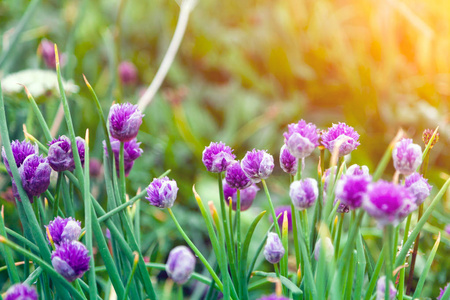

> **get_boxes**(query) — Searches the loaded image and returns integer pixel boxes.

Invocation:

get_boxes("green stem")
[119,142,126,203]
[236,189,242,298]
[334,214,344,258]
[261,179,281,237]
[385,226,393,300]
[123,253,139,300]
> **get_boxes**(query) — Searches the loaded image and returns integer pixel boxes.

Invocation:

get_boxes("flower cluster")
[47,135,85,172]
[264,232,285,264]
[51,240,90,282]
[202,142,235,173]
[46,216,82,246]
[166,245,196,284]
[223,180,259,211]
[146,176,179,208]
[4,283,38,300]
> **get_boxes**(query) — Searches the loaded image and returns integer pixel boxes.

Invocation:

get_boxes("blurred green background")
[1,0,449,297]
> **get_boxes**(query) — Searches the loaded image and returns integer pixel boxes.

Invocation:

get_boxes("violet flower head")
[46,216,82,246]
[257,295,290,300]
[346,164,370,176]
[38,39,66,69]
[108,103,144,142]
[19,154,51,198]
[363,180,416,227]
[314,237,334,261]
[51,241,90,282]
[290,178,318,210]
[118,61,138,85]
[279,144,298,175]
[241,149,274,183]
[202,142,236,173]
[321,123,360,156]
[405,172,432,205]
[105,137,143,177]
[264,232,285,264]
[146,176,178,208]
[283,120,319,158]
[4,283,38,300]
[2,140,38,176]
[392,138,422,176]
[225,161,252,189]
[270,206,292,231]
[376,276,397,300]
[223,180,259,211]
[166,245,196,284]
[438,283,449,300]
[48,136,74,172]
[335,174,371,210]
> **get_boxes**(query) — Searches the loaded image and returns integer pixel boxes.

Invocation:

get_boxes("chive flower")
[202,142,236,173]
[321,123,360,156]
[51,241,90,282]
[241,149,274,183]
[279,144,298,175]
[405,172,432,205]
[46,216,82,246]
[4,283,38,300]
[283,120,319,158]
[225,161,252,189]
[376,276,397,300]
[108,103,144,142]
[290,178,318,210]
[104,137,143,177]
[363,180,416,226]
[47,136,85,172]
[314,237,334,262]
[223,180,259,211]
[19,154,51,199]
[270,206,292,231]
[118,61,138,85]
[166,246,196,284]
[2,140,38,176]
[146,176,179,208]
[392,138,422,176]
[264,232,285,264]
[335,173,371,210]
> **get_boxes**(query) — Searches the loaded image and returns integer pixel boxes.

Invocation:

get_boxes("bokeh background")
[1,0,449,297]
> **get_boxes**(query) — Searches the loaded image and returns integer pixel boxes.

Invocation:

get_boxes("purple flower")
[264,232,285,264]
[47,136,73,172]
[223,180,259,211]
[146,176,178,208]
[346,164,369,176]
[257,295,290,300]
[104,137,143,177]
[225,161,252,189]
[290,178,318,210]
[363,181,416,227]
[38,39,66,69]
[270,206,292,231]
[392,138,422,176]
[321,123,360,156]
[166,246,196,284]
[51,241,90,282]
[2,140,38,176]
[202,142,236,173]
[118,61,138,85]
[46,216,82,246]
[19,154,51,198]
[75,137,86,167]
[335,174,371,210]
[108,103,144,142]
[4,283,38,300]
[405,172,432,205]
[241,149,274,183]
[314,237,334,261]
[438,283,449,300]
[279,145,298,175]
[283,120,319,158]
[376,276,397,300]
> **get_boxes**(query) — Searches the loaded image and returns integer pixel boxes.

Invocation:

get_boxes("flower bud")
[314,237,334,261]
[279,144,298,175]
[392,138,422,176]
[166,245,195,284]
[283,120,319,158]
[46,216,82,246]
[47,136,74,172]
[118,61,138,85]
[19,154,51,198]
[225,161,252,189]
[145,176,179,208]
[223,180,259,211]
[321,123,360,156]
[108,103,144,142]
[51,241,90,282]
[38,39,66,69]
[404,172,432,205]
[202,142,235,173]
[290,178,318,210]
[241,149,274,183]
[2,140,38,176]
[264,232,285,264]
[4,283,38,300]
[376,276,397,300]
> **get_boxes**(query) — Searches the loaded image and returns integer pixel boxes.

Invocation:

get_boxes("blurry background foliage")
[0,0,449,296]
